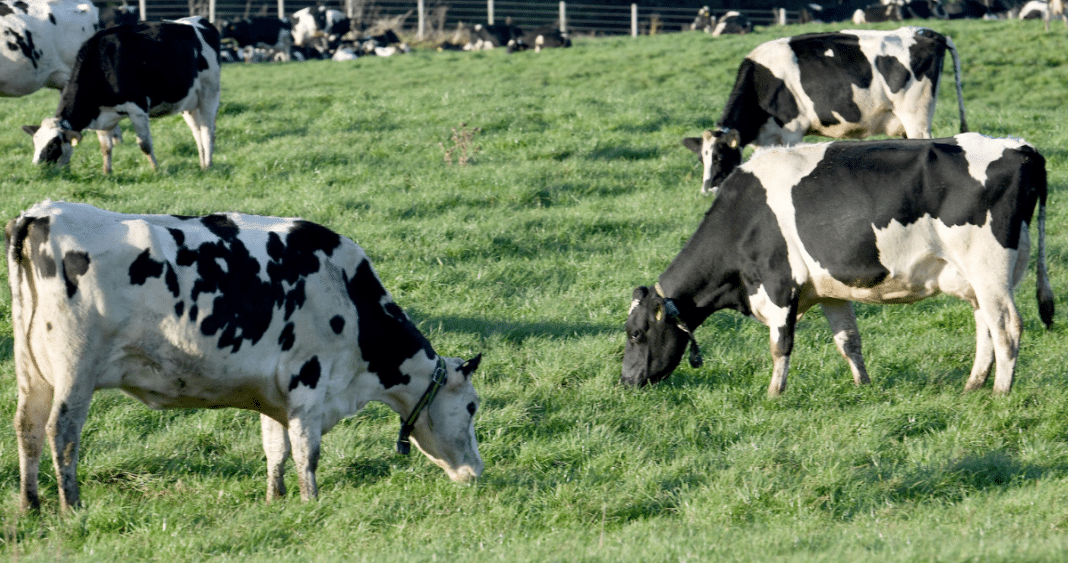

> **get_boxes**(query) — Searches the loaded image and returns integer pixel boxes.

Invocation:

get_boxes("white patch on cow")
[824,48,835,57]
[747,284,792,328]
[0,0,99,96]
[744,142,830,287]
[954,132,1029,186]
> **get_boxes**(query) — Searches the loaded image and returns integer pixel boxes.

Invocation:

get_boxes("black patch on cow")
[791,33,872,127]
[345,259,434,389]
[329,315,345,335]
[875,55,911,94]
[37,135,64,164]
[14,216,56,278]
[719,59,800,146]
[129,248,164,285]
[790,138,1043,288]
[189,304,198,322]
[908,29,946,88]
[174,301,185,318]
[13,1,28,14]
[47,13,55,25]
[55,21,221,131]
[289,356,321,391]
[5,28,38,68]
[278,322,295,351]
[62,251,91,298]
[0,3,12,17]
[201,214,239,240]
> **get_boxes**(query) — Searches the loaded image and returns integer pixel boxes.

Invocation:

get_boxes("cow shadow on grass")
[413,313,617,345]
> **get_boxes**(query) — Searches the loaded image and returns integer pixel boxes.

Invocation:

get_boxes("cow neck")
[395,355,447,456]
[717,59,774,148]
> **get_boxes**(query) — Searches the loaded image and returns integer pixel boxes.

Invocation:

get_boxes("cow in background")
[23,17,221,172]
[684,27,968,195]
[712,11,752,35]
[219,16,292,60]
[0,0,98,97]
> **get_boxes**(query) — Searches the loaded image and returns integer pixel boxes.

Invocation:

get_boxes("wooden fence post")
[487,0,494,25]
[138,0,146,20]
[277,0,283,18]
[418,0,425,39]
[209,0,216,23]
[631,3,638,36]
[559,1,567,33]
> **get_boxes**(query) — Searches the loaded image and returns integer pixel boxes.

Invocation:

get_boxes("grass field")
[0,18,1067,562]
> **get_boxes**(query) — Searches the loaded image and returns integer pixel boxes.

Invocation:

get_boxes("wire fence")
[130,0,797,36]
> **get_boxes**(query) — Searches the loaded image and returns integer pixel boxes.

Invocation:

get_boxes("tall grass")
[0,19,1066,561]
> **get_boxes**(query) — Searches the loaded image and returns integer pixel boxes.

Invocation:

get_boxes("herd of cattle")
[0,0,1059,513]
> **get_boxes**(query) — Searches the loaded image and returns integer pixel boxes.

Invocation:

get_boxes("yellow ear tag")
[655,304,664,322]
[729,137,738,149]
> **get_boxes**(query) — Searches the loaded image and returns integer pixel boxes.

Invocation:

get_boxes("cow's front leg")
[15,383,52,512]
[260,414,290,501]
[286,414,322,501]
[821,301,870,385]
[127,110,159,171]
[768,321,795,397]
[964,308,994,392]
[94,129,115,174]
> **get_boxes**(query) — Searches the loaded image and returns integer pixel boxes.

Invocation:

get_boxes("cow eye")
[467,402,477,416]
[631,329,643,341]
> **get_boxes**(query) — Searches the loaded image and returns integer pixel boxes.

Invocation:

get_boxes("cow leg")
[95,130,115,174]
[286,414,322,501]
[821,301,870,385]
[127,110,159,171]
[767,320,797,397]
[261,414,290,501]
[15,383,52,512]
[181,108,215,170]
[964,309,995,392]
[47,383,94,513]
[976,293,1022,395]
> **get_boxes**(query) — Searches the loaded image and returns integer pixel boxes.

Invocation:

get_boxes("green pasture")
[1,18,1067,561]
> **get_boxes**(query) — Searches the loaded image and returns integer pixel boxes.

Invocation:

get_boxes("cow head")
[408,355,484,482]
[682,128,742,196]
[23,118,81,167]
[622,286,702,386]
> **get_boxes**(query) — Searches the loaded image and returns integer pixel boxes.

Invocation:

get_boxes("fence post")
[209,0,215,23]
[631,3,637,36]
[776,8,786,25]
[277,0,284,18]
[138,0,145,20]
[418,0,425,39]
[559,1,566,33]
[487,0,494,25]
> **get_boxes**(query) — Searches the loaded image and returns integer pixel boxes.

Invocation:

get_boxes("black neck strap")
[396,356,448,455]
[655,283,704,369]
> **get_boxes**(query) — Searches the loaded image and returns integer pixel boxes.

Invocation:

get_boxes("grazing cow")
[0,0,98,97]
[22,17,221,173]
[291,5,345,46]
[900,0,945,19]
[683,27,967,195]
[1020,0,1048,18]
[464,22,523,50]
[712,11,753,36]
[6,200,484,513]
[624,134,1053,397]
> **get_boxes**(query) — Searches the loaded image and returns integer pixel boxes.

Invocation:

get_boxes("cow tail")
[946,36,968,133]
[1036,186,1055,329]
[5,214,41,375]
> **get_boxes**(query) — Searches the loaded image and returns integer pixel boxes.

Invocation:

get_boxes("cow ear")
[632,286,650,301]
[682,137,702,154]
[725,129,741,149]
[22,125,38,136]
[459,354,482,378]
[654,302,665,322]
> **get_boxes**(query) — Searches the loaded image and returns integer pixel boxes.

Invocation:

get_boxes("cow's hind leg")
[127,110,159,171]
[15,383,52,512]
[261,414,290,501]
[94,130,116,174]
[821,301,870,385]
[181,109,214,169]
[964,309,995,392]
[978,293,1022,395]
[48,382,94,512]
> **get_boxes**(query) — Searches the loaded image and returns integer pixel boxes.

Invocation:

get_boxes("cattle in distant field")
[1020,0,1049,18]
[464,22,523,50]
[690,6,714,31]
[98,3,138,28]
[219,16,292,59]
[943,0,988,18]
[683,27,967,195]
[6,200,484,513]
[0,0,98,97]
[712,11,752,35]
[900,0,945,19]
[625,134,1053,397]
[507,25,571,52]
[853,3,902,23]
[291,5,345,46]
[23,17,220,173]
[1047,0,1066,29]
[800,2,861,22]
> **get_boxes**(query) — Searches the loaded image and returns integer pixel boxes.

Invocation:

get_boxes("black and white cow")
[6,200,484,513]
[22,17,221,173]
[291,5,345,47]
[690,6,714,31]
[624,134,1053,397]
[464,22,523,50]
[683,27,967,195]
[507,25,571,53]
[943,0,988,18]
[0,0,98,97]
[98,3,138,29]
[219,16,292,59]
[712,11,753,36]
[800,2,863,23]
[853,2,902,23]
